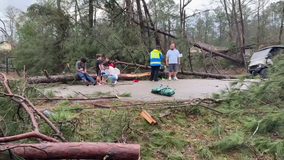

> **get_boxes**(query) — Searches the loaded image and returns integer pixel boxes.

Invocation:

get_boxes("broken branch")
[0,131,59,143]
[32,96,118,101]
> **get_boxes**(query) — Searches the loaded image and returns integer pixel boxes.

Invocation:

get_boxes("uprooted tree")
[0,72,140,160]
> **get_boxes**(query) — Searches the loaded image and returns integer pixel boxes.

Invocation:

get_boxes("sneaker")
[174,77,178,81]
[168,77,172,81]
[84,80,89,86]
[113,81,117,84]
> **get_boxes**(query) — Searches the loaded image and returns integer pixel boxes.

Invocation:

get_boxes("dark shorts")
[169,64,178,72]
[96,70,101,76]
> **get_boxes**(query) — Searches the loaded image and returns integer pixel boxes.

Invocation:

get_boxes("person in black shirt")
[95,54,103,85]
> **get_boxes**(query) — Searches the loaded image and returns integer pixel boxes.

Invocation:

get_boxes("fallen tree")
[115,60,238,79]
[27,70,236,84]
[27,72,152,84]
[32,96,118,101]
[181,71,237,79]
[0,72,141,159]
[0,142,140,160]
[194,42,243,64]
[26,59,238,84]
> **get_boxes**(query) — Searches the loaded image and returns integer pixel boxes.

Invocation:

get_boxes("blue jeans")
[77,71,95,84]
[103,75,117,83]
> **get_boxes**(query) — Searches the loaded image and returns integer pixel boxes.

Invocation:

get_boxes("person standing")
[76,57,96,86]
[95,54,103,85]
[166,43,180,81]
[149,46,164,81]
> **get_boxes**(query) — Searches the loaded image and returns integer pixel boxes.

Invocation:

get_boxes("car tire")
[260,68,268,78]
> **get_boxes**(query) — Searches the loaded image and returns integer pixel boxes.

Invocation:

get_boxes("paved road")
[46,79,238,101]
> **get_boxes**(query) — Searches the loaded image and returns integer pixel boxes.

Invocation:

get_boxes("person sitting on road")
[102,63,118,85]
[76,58,96,86]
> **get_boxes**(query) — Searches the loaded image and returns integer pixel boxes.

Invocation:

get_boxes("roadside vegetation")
[0,57,283,159]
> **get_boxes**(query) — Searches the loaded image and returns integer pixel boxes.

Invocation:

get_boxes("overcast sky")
[0,0,214,19]
[0,0,36,18]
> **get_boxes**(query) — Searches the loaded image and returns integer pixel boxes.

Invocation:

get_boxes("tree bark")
[0,142,140,160]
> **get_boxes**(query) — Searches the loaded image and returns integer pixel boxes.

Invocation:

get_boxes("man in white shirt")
[102,63,118,84]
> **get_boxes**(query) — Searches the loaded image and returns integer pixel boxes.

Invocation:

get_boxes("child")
[95,54,103,85]
[76,58,95,86]
[109,60,115,68]
[103,63,118,84]
[100,57,110,84]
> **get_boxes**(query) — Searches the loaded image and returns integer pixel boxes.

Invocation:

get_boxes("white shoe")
[174,77,178,81]
[113,81,117,84]
[168,77,172,81]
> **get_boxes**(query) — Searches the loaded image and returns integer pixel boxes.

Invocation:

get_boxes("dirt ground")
[46,79,237,101]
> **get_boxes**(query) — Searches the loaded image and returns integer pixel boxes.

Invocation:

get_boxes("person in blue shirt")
[149,46,164,81]
[166,43,180,81]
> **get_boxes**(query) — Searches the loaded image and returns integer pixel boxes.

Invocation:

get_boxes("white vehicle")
[248,45,284,78]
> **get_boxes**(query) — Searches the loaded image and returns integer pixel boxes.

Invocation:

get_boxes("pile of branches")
[0,73,140,160]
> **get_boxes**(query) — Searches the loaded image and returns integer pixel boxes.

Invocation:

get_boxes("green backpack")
[151,85,175,96]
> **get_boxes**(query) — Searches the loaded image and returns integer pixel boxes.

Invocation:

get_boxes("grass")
[93,91,111,96]
[45,90,56,98]
[118,92,132,97]
[40,100,259,160]
[3,69,283,159]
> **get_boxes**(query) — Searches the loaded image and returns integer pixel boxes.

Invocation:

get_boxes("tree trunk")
[125,0,131,17]
[223,0,233,41]
[194,42,243,63]
[141,0,161,47]
[257,0,260,47]
[115,61,238,79]
[89,0,94,27]
[1,142,140,160]
[181,71,237,79]
[279,4,284,44]
[27,72,153,84]
[231,0,245,65]
[136,0,145,37]
[180,0,183,35]
[238,0,247,68]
